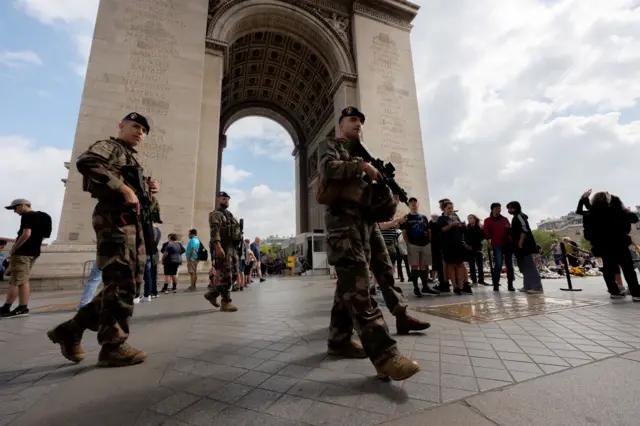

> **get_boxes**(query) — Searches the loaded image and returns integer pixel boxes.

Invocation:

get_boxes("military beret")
[218,191,231,198]
[339,106,365,123]
[123,112,150,134]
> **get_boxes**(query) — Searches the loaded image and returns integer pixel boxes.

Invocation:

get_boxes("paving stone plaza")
[2,276,640,425]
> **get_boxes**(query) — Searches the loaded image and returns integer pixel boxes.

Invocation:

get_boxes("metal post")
[560,242,582,292]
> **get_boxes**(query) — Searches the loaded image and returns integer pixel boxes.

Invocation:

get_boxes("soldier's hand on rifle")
[363,163,382,182]
[120,184,140,214]
[214,243,225,258]
[148,179,160,194]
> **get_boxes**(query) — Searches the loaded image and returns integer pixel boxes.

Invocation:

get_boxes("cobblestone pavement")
[1,276,640,425]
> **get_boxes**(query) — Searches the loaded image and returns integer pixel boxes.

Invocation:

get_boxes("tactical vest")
[316,138,365,206]
[81,138,140,200]
[218,208,241,244]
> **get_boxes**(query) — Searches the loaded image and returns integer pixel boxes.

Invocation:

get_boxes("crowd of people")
[376,189,640,302]
[376,197,544,299]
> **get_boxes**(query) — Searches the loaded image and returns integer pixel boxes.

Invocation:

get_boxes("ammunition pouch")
[316,178,342,205]
[361,183,398,223]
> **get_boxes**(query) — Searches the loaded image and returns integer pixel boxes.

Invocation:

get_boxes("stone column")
[215,135,226,196]
[55,0,210,244]
[333,76,359,132]
[192,50,225,239]
[294,145,309,234]
[351,11,430,216]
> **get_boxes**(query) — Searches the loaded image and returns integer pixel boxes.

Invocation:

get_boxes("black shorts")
[163,262,179,276]
[244,261,253,275]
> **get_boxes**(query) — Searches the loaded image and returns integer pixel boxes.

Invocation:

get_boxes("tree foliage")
[532,230,559,256]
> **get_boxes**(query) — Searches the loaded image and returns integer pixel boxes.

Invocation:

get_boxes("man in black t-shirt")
[1,199,52,318]
[400,197,440,296]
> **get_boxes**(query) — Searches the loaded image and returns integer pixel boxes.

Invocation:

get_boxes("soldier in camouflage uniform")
[204,191,240,312]
[48,112,159,367]
[318,107,421,381]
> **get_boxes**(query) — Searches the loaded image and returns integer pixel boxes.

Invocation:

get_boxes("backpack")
[197,239,209,261]
[38,211,52,239]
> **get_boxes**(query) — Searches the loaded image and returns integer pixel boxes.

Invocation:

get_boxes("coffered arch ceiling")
[208,0,356,147]
[220,31,334,145]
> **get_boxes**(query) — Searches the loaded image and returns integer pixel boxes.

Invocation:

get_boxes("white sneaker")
[134,297,141,304]
[141,296,152,303]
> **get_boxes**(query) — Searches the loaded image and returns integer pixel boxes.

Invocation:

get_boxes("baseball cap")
[4,198,31,210]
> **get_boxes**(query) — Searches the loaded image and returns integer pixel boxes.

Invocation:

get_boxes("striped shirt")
[380,228,399,245]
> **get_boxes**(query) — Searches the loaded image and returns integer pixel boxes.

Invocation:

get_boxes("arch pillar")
[294,144,309,234]
[193,51,225,238]
[215,134,226,197]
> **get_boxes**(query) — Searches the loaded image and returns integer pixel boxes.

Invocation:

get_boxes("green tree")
[579,235,592,251]
[532,230,558,256]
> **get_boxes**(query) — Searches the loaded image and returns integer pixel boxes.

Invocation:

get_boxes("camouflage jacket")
[318,137,367,205]
[209,207,240,247]
[77,137,159,211]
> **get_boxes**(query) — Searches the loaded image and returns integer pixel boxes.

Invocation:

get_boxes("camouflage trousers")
[206,245,238,304]
[325,209,400,367]
[72,202,146,346]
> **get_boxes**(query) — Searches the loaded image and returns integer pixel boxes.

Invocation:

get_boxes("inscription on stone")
[369,32,412,193]
[119,0,182,177]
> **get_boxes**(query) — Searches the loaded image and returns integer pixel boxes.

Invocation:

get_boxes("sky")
[1,0,639,241]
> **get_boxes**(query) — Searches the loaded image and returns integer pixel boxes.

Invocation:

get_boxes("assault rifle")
[350,139,409,205]
[121,165,162,255]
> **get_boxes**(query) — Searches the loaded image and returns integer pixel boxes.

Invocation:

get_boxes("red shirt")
[484,215,511,247]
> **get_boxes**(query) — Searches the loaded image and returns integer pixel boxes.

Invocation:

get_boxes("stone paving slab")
[1,276,639,425]
[386,355,640,426]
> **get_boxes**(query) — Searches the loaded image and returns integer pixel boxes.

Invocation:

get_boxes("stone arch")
[208,0,355,77]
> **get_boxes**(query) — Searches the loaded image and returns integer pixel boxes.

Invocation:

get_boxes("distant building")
[262,235,293,246]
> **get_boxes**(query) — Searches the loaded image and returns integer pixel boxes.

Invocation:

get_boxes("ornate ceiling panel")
[221,31,334,143]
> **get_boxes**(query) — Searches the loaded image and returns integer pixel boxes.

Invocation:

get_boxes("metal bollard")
[559,242,582,292]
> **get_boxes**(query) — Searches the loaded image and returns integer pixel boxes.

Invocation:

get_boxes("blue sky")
[0,0,297,240]
[0,3,85,151]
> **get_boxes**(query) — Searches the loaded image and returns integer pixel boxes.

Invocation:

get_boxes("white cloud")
[412,0,640,226]
[14,0,98,76]
[228,184,296,240]
[0,136,70,241]
[226,117,294,161]
[0,50,42,67]
[221,164,252,184]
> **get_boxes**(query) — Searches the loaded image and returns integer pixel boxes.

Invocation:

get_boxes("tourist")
[465,214,486,286]
[78,262,103,309]
[582,191,640,300]
[437,201,472,295]
[1,199,52,318]
[484,202,515,292]
[161,233,185,294]
[186,229,201,291]
[400,197,439,296]
[506,201,543,294]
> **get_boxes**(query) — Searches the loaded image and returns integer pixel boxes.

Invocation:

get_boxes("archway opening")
[221,116,296,243]
[215,28,341,237]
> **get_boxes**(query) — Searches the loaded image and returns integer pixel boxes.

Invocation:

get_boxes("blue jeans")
[492,246,514,285]
[143,256,152,297]
[78,263,102,308]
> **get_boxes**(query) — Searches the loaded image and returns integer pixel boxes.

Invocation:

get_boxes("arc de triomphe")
[55,0,430,249]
